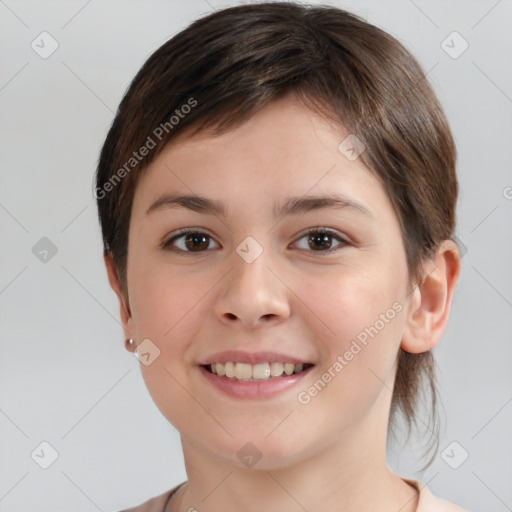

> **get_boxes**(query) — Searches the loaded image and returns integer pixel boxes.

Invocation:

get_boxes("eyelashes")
[293,227,349,252]
[162,227,350,255]
[162,229,220,253]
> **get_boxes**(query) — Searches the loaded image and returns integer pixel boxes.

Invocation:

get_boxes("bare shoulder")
[403,478,469,512]
[433,496,469,512]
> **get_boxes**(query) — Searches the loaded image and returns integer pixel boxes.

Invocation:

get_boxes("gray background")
[1,0,511,511]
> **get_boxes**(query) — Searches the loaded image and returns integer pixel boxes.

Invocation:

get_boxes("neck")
[170,418,419,512]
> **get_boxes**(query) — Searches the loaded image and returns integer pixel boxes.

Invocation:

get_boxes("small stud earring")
[125,338,135,350]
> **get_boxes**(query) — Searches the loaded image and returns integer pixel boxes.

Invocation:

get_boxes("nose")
[213,245,291,330]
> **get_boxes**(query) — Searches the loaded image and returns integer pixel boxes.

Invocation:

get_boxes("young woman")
[95,3,467,511]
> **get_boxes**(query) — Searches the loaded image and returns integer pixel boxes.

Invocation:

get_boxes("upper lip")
[198,350,313,365]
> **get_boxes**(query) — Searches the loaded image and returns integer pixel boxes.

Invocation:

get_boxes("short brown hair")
[95,2,457,466]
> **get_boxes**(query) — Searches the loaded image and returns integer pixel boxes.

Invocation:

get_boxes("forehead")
[130,95,389,221]
[169,94,348,156]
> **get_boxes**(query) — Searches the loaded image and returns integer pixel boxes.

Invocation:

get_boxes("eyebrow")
[146,193,373,219]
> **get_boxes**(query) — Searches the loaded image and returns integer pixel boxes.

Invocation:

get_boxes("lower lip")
[198,365,314,399]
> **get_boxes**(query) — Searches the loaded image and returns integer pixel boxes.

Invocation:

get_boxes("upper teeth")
[210,362,305,380]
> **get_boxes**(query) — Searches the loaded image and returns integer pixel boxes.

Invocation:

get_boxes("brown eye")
[294,228,348,253]
[308,232,333,251]
[183,233,209,251]
[163,230,220,253]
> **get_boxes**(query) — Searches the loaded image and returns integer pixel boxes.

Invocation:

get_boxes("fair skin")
[105,94,460,512]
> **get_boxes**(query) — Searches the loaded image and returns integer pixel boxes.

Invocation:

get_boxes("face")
[120,94,414,468]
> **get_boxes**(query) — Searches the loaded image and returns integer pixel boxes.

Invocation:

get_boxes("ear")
[104,253,136,349]
[401,239,461,354]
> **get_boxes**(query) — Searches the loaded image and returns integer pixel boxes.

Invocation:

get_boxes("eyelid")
[162,228,219,253]
[163,227,350,255]
[290,227,350,252]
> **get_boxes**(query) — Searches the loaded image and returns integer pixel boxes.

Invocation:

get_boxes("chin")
[207,433,315,471]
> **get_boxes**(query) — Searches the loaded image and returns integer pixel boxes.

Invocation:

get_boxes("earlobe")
[401,240,461,354]
[104,253,134,337]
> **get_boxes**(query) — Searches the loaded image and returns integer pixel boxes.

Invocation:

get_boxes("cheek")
[300,262,404,346]
[295,264,405,400]
[130,269,213,429]
[128,260,208,341]
[294,294,404,436]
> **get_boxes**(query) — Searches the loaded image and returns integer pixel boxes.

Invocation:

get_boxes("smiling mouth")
[202,362,314,382]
